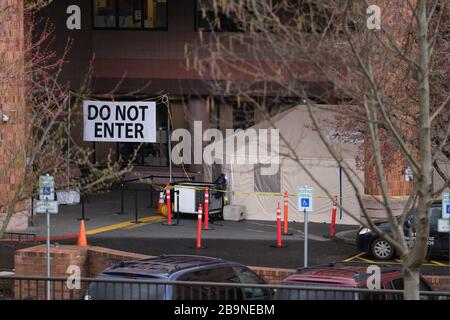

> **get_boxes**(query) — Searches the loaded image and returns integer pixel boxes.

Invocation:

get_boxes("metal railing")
[1,275,449,301]
[1,232,36,242]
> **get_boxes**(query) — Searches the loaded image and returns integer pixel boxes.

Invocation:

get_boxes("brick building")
[0,0,30,230]
[1,1,447,229]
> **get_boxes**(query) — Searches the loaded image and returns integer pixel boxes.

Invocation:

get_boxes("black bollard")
[78,193,89,221]
[133,188,141,224]
[116,182,127,215]
[175,190,180,225]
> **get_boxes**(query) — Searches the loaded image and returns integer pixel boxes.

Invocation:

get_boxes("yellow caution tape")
[155,184,412,200]
[157,184,352,199]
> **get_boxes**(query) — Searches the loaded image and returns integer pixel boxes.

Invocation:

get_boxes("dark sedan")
[356,201,449,260]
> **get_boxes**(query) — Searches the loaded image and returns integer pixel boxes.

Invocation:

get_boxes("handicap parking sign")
[298,186,313,212]
[442,193,450,219]
[42,186,51,195]
[301,198,310,207]
[39,175,55,201]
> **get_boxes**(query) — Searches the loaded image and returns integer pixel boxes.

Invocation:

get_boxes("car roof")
[101,255,232,278]
[282,264,402,287]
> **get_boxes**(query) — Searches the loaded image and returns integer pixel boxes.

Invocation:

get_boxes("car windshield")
[404,207,440,226]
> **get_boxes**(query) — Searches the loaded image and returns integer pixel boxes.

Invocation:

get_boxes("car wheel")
[371,238,395,260]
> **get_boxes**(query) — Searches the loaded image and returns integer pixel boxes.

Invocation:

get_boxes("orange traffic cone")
[156,192,164,214]
[77,220,88,247]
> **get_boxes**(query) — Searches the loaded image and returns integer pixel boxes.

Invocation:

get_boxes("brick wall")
[87,246,152,278]
[248,266,294,285]
[14,245,450,299]
[0,0,30,231]
[13,245,293,286]
[424,276,450,292]
[86,246,294,284]
[364,148,413,197]
[14,245,88,299]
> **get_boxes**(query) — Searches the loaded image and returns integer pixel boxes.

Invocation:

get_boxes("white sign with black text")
[298,186,314,212]
[36,200,59,214]
[83,100,156,143]
[438,219,450,233]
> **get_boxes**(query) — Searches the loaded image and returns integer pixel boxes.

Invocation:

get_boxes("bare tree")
[187,0,450,299]
[0,2,140,237]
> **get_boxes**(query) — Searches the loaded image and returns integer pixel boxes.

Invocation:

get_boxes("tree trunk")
[403,267,421,300]
[401,0,433,301]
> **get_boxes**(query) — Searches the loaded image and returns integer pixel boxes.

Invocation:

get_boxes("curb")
[0,234,78,243]
[334,229,358,245]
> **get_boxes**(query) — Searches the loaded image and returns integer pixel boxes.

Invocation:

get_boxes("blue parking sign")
[42,186,51,195]
[298,186,313,212]
[442,193,450,219]
[301,198,310,207]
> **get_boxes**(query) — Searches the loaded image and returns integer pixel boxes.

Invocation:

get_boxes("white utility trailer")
[173,182,224,219]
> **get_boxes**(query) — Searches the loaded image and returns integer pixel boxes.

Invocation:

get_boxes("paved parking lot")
[2,189,447,276]
[2,188,358,270]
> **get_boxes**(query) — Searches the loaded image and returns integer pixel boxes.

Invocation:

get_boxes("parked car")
[84,255,272,300]
[275,264,434,300]
[356,201,449,260]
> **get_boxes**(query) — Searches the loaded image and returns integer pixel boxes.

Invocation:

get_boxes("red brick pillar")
[364,146,413,197]
[0,0,30,231]
[14,245,89,300]
[363,143,413,222]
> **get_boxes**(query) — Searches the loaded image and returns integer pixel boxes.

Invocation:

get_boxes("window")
[195,0,241,31]
[430,207,441,228]
[233,101,255,129]
[254,163,280,193]
[233,267,271,299]
[174,267,242,300]
[93,0,168,29]
[118,100,168,166]
[405,207,441,229]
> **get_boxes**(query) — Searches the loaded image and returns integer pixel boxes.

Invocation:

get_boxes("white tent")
[204,105,364,225]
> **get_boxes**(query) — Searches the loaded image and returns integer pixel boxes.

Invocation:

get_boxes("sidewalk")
[17,187,358,243]
[26,185,160,239]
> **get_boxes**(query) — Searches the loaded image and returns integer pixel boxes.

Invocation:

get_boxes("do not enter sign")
[83,100,156,142]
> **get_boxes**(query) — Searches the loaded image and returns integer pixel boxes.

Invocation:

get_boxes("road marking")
[342,252,366,262]
[429,260,448,267]
[355,255,376,263]
[86,216,165,235]
[124,217,166,230]
[342,252,449,267]
[245,228,269,234]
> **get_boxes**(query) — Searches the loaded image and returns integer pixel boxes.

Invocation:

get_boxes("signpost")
[82,100,157,143]
[298,186,313,268]
[441,192,450,220]
[440,192,450,277]
[437,219,450,233]
[37,175,58,300]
